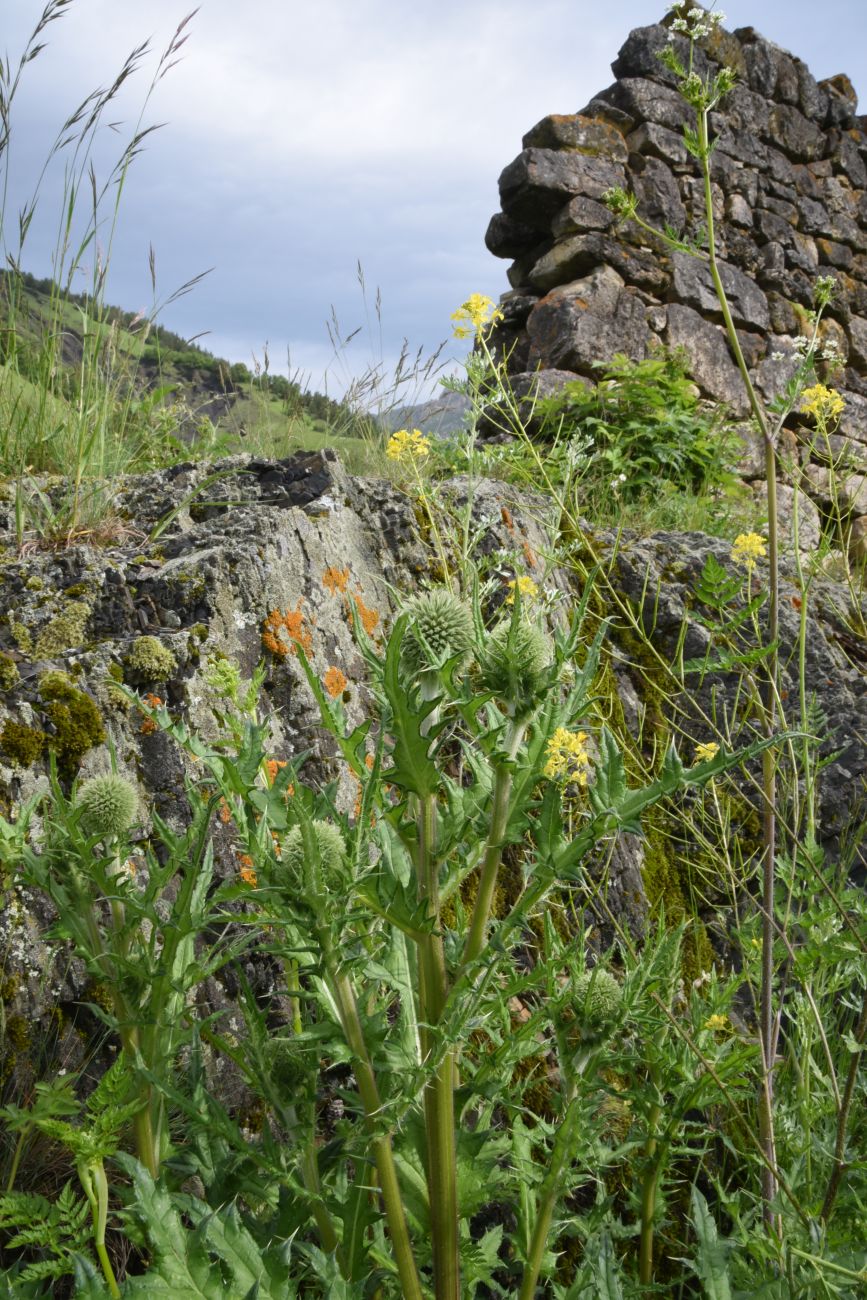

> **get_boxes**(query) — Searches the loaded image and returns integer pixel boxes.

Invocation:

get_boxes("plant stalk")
[698,104,781,1233]
[821,986,867,1224]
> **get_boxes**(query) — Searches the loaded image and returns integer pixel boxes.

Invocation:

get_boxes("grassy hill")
[0,270,385,489]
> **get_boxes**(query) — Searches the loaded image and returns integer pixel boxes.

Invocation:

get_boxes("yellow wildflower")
[506,576,539,605]
[731,532,766,571]
[704,1014,728,1032]
[544,727,592,786]
[451,292,504,340]
[386,428,431,462]
[694,741,720,763]
[800,383,844,424]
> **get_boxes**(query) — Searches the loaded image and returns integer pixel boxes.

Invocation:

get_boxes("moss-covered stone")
[0,653,19,692]
[25,576,43,591]
[124,635,177,682]
[38,671,105,775]
[0,720,47,767]
[31,601,91,660]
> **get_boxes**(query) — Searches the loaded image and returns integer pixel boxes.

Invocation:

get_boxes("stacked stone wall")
[486,12,867,549]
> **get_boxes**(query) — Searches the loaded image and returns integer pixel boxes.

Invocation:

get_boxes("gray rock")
[499,148,626,227]
[522,113,628,163]
[670,252,771,332]
[526,266,649,376]
[626,121,688,166]
[551,196,616,238]
[847,315,867,372]
[633,156,686,232]
[604,77,689,133]
[664,304,749,414]
[527,231,668,296]
[485,211,543,260]
[768,104,825,161]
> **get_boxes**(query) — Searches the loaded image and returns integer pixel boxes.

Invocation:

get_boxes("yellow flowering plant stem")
[695,95,782,1238]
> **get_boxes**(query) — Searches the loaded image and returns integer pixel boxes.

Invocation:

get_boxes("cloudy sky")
[3,1,867,400]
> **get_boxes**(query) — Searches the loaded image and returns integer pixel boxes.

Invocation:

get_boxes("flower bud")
[76,774,138,839]
[570,969,623,1043]
[479,618,552,715]
[282,820,347,892]
[401,589,475,674]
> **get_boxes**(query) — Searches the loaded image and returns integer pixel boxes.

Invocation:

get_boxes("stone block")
[526,266,650,376]
[551,196,615,238]
[768,104,825,161]
[498,148,626,228]
[522,114,628,163]
[485,212,543,260]
[605,77,689,133]
[664,304,749,414]
[671,252,770,331]
[847,315,867,372]
[626,121,688,166]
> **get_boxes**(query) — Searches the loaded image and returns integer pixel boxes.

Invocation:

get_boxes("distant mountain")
[383,388,471,437]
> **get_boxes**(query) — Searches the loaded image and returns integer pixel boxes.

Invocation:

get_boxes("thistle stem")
[321,935,423,1300]
[416,791,460,1300]
[462,721,526,970]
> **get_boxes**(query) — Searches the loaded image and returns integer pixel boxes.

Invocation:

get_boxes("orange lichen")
[266,758,287,783]
[139,693,163,735]
[501,506,515,534]
[237,854,257,887]
[262,601,314,658]
[352,590,380,637]
[322,566,351,596]
[522,539,538,569]
[323,666,348,698]
[219,798,233,824]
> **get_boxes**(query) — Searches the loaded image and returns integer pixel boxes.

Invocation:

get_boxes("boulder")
[670,253,771,332]
[526,266,650,375]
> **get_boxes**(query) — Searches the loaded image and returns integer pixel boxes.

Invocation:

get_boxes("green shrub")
[536,348,740,498]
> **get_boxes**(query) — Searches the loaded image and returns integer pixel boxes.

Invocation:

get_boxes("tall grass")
[0,2,200,541]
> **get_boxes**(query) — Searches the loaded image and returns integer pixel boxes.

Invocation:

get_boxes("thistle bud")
[282,820,347,892]
[401,589,475,673]
[76,774,138,839]
[570,969,623,1043]
[479,618,552,715]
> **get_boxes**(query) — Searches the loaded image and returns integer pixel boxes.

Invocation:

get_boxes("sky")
[3,1,867,402]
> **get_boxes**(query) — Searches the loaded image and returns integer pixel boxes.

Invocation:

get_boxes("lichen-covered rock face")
[1,452,865,1087]
[486,11,867,536]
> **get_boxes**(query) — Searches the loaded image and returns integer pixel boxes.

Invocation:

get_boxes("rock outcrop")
[486,11,867,539]
[1,454,865,1087]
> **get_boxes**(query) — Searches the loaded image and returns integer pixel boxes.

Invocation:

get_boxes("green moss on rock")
[0,720,47,766]
[32,601,91,659]
[124,635,177,682]
[38,671,105,775]
[0,653,19,692]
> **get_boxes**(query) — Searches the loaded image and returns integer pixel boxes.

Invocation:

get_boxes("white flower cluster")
[668,4,726,39]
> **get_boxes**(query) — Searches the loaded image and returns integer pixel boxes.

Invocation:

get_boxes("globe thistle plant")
[570,968,624,1045]
[76,774,139,839]
[282,819,348,896]
[400,589,475,675]
[478,616,552,717]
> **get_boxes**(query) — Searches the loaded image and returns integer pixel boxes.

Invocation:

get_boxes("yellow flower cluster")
[704,1013,728,1032]
[506,576,539,605]
[450,292,504,341]
[731,532,766,571]
[544,727,591,786]
[800,383,845,424]
[694,741,720,763]
[386,428,431,462]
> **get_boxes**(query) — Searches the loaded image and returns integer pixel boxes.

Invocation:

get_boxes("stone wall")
[485,11,867,548]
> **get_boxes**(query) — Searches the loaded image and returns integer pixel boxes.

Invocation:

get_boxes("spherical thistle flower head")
[76,774,139,839]
[401,588,475,674]
[544,727,591,786]
[386,428,430,463]
[283,820,347,892]
[800,383,845,424]
[450,293,504,341]
[571,968,624,1043]
[730,532,766,572]
[694,741,720,763]
[262,1037,315,1105]
[479,618,552,714]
